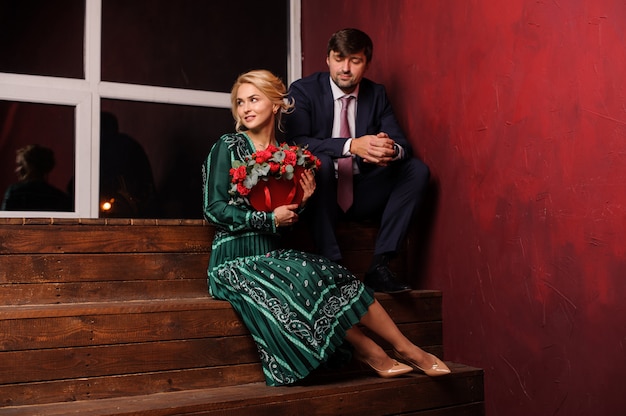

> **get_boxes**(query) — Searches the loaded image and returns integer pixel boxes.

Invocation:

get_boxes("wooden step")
[0,219,215,255]
[0,252,210,304]
[0,219,213,305]
[0,363,484,416]
[0,292,443,407]
[0,219,411,304]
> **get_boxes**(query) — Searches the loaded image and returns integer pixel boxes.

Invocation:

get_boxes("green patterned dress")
[202,132,374,386]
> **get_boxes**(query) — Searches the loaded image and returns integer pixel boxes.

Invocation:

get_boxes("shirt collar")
[329,76,360,101]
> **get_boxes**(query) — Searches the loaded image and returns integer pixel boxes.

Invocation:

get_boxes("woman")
[202,69,450,386]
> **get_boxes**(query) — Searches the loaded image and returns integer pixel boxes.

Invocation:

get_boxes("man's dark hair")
[18,144,55,177]
[327,28,373,63]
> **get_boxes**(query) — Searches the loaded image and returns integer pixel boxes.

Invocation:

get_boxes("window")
[0,101,75,212]
[0,0,301,218]
[0,0,85,79]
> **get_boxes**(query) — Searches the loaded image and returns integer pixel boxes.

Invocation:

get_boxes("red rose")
[255,149,272,163]
[237,182,250,196]
[269,161,280,173]
[283,150,297,166]
[231,165,247,182]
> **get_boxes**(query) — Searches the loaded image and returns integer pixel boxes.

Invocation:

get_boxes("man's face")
[326,50,369,94]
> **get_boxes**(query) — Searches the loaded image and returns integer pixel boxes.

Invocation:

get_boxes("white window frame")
[0,0,301,218]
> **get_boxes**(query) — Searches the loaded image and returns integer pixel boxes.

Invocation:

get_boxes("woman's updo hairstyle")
[230,69,294,132]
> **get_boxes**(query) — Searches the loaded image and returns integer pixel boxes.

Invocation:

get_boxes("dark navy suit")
[285,72,429,262]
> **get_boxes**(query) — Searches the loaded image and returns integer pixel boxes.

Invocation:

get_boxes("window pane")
[100,99,234,219]
[102,0,288,92]
[0,101,75,212]
[0,0,84,78]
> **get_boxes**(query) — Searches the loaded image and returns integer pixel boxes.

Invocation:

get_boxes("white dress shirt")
[328,78,403,177]
[330,78,360,174]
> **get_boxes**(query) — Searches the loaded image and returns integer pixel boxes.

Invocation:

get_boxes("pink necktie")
[337,96,354,212]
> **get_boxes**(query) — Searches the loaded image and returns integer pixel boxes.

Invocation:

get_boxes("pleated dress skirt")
[207,228,375,386]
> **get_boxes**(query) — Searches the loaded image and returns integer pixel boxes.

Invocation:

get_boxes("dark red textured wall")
[301,1,626,414]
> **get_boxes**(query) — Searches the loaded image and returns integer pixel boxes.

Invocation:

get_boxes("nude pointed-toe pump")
[393,350,451,377]
[355,354,413,378]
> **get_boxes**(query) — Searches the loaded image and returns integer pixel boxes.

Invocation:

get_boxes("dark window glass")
[100,99,235,219]
[101,0,288,92]
[0,101,75,212]
[0,0,84,78]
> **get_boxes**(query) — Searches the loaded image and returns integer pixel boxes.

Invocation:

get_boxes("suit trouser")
[305,153,430,262]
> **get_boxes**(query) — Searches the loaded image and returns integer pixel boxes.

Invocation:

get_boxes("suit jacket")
[285,72,413,160]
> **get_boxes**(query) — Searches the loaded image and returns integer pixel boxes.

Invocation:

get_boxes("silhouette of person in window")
[1,144,71,211]
[98,112,159,217]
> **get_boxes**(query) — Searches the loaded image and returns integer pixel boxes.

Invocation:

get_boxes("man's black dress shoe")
[364,266,412,294]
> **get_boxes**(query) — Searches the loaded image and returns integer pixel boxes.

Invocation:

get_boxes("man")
[1,144,71,212]
[285,28,430,293]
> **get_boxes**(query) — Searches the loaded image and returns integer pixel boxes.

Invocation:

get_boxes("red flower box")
[248,166,305,211]
[229,142,320,211]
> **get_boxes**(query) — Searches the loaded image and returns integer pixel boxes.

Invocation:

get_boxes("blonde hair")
[230,69,294,132]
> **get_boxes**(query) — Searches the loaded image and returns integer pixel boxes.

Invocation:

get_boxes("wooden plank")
[0,337,259,384]
[0,309,439,351]
[0,253,210,283]
[0,292,442,347]
[214,369,483,416]
[0,364,483,415]
[0,241,398,283]
[284,221,412,280]
[0,280,208,304]
[0,307,248,350]
[283,221,379,252]
[0,365,264,407]
[0,298,233,320]
[0,221,380,255]
[0,291,441,320]
[0,251,408,292]
[0,324,444,389]
[0,225,214,254]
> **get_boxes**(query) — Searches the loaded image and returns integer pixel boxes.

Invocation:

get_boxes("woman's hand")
[273,204,299,227]
[272,170,316,228]
[299,169,316,206]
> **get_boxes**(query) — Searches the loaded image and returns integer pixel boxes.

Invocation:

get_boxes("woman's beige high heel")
[355,354,413,378]
[393,350,451,377]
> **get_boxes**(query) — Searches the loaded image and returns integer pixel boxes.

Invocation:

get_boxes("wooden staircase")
[0,218,484,415]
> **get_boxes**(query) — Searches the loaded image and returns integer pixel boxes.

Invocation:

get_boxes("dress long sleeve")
[202,135,276,234]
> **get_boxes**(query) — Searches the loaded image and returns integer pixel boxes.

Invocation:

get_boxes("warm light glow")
[101,199,114,212]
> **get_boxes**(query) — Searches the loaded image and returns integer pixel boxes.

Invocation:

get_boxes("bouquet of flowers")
[229,142,321,211]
